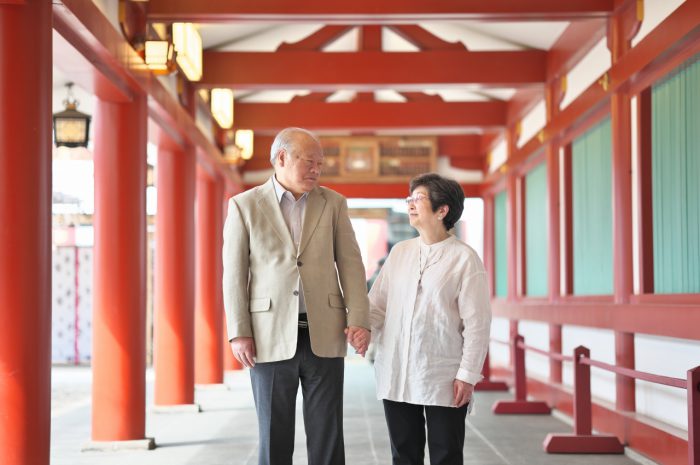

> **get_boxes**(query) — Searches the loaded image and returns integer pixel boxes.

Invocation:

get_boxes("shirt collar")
[271,175,308,204]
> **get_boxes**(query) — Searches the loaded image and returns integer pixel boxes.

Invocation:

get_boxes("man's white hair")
[269,127,321,166]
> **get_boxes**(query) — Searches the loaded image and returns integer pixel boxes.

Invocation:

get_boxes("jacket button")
[297,261,303,267]
[293,290,299,296]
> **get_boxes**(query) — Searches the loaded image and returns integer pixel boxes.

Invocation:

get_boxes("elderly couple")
[223,127,492,465]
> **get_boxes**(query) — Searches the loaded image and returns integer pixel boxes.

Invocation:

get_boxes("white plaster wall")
[562,326,616,404]
[489,317,511,367]
[518,100,546,148]
[518,320,551,380]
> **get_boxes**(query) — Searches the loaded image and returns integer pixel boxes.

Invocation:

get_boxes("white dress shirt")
[272,175,308,314]
[369,235,492,407]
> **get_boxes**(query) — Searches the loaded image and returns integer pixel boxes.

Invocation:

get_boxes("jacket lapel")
[257,178,296,253]
[298,188,327,256]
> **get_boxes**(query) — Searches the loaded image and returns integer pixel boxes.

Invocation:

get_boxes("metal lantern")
[53,82,91,148]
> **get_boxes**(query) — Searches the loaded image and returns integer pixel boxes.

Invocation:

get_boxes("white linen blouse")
[369,235,492,407]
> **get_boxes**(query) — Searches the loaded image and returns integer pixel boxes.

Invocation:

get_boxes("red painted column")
[609,4,641,413]
[92,94,148,441]
[505,127,520,354]
[221,187,242,371]
[0,3,52,465]
[483,195,495,296]
[546,78,565,384]
[154,133,196,405]
[195,167,225,383]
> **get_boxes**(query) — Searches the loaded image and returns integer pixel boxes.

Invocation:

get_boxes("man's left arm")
[333,197,371,353]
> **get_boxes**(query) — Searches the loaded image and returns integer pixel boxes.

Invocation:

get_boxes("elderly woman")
[369,173,492,465]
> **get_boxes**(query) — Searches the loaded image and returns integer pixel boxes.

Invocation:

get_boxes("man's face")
[276,134,324,195]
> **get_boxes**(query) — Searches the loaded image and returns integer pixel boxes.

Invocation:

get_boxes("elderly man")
[223,127,370,465]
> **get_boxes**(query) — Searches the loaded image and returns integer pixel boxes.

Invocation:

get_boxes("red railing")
[489,334,699,463]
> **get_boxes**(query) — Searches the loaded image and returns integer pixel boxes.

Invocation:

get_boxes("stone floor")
[50,358,653,465]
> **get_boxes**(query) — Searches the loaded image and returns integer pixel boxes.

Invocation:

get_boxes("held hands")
[230,337,256,368]
[453,379,474,408]
[344,326,370,357]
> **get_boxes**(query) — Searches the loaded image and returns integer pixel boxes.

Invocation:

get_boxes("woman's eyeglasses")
[405,194,428,205]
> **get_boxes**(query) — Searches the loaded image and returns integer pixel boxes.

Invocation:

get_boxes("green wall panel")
[494,191,508,297]
[652,56,700,294]
[572,117,613,295]
[525,162,548,296]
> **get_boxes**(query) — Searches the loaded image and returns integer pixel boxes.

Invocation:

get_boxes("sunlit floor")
[50,358,651,465]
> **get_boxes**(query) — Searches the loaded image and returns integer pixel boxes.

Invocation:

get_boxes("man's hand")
[344,326,370,357]
[230,337,256,368]
[453,379,474,408]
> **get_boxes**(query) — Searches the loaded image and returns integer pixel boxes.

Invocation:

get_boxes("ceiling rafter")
[387,25,467,50]
[277,25,354,51]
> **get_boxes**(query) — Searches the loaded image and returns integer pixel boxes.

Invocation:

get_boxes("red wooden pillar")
[609,3,641,413]
[546,77,565,384]
[221,187,242,371]
[483,195,495,296]
[0,3,52,464]
[505,127,520,354]
[92,94,149,442]
[154,132,196,405]
[195,167,225,384]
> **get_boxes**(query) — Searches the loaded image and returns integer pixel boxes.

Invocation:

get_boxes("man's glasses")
[405,194,429,205]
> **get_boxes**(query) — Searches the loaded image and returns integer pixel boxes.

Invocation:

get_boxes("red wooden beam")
[147,0,614,23]
[234,101,506,132]
[387,25,466,50]
[200,50,547,89]
[277,25,353,51]
[492,299,700,341]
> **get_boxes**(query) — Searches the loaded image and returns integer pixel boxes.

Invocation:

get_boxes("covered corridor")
[1,1,699,465]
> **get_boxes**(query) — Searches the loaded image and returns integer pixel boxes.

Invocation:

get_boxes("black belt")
[298,313,308,329]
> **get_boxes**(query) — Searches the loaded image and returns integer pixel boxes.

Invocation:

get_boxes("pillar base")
[150,403,201,414]
[475,380,509,391]
[543,433,624,454]
[195,383,229,391]
[492,400,551,414]
[82,438,156,452]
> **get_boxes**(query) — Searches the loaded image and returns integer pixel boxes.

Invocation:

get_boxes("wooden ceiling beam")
[147,0,613,23]
[200,50,546,89]
[233,101,506,132]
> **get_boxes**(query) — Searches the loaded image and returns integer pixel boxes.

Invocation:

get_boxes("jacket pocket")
[328,294,346,310]
[249,297,271,313]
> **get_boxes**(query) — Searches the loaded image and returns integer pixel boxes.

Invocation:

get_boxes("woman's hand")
[453,379,474,408]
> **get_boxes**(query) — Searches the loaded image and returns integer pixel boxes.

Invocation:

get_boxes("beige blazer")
[222,178,370,363]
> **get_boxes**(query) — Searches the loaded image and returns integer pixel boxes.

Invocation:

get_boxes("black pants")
[383,399,469,465]
[250,327,345,465]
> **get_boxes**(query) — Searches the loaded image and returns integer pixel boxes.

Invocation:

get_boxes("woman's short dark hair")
[409,173,465,230]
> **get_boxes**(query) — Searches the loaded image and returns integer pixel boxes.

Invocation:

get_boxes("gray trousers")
[250,327,345,465]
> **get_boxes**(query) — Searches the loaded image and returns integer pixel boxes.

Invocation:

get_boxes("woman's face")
[407,186,444,230]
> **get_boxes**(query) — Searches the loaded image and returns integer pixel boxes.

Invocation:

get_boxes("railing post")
[513,334,527,401]
[543,345,623,454]
[688,366,699,465]
[475,350,509,391]
[492,334,550,414]
[573,346,592,436]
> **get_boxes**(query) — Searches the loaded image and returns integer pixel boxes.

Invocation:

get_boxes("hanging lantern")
[53,83,91,148]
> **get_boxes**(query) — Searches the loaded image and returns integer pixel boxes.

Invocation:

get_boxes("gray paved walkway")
[50,358,650,465]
